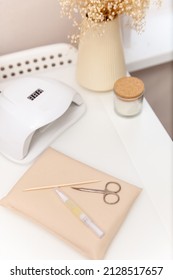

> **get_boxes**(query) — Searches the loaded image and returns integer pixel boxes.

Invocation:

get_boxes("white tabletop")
[0,46,172,260]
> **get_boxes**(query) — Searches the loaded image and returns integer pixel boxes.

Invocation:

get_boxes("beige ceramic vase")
[76,17,126,92]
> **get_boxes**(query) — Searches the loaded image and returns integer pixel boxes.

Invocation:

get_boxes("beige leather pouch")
[0,148,142,259]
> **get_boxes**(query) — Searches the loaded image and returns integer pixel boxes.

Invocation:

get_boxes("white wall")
[0,0,73,55]
[0,0,172,70]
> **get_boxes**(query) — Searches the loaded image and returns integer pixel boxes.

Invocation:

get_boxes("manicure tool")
[24,179,101,192]
[55,189,104,238]
[72,181,121,205]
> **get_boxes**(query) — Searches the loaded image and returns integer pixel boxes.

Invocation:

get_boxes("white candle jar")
[113,77,144,117]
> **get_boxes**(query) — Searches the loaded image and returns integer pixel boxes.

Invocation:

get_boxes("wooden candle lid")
[114,77,144,100]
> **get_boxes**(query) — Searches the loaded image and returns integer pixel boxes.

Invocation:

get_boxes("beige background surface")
[0,0,172,139]
[0,0,72,55]
[131,62,173,139]
[0,0,172,55]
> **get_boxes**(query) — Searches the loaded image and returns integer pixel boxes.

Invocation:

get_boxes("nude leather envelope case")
[0,147,141,259]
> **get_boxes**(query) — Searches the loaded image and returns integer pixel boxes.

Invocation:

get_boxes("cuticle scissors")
[72,181,121,205]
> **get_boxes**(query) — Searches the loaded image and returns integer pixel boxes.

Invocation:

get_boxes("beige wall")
[0,1,172,138]
[0,0,172,56]
[0,0,73,55]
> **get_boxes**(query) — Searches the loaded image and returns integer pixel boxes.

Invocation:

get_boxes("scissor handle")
[103,193,120,205]
[103,182,121,205]
[105,181,121,193]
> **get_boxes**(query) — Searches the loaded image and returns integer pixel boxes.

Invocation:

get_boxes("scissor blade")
[72,187,104,194]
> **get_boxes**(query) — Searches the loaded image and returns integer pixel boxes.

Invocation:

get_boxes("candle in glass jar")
[113,76,144,117]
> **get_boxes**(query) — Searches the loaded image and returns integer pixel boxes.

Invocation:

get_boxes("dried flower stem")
[59,0,162,42]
